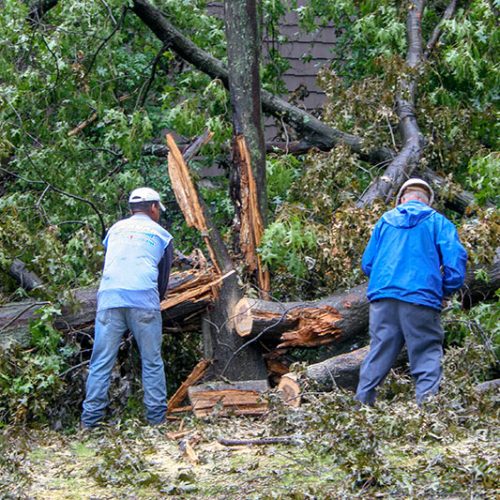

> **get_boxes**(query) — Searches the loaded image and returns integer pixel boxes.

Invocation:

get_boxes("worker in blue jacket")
[356,178,467,406]
[82,187,173,428]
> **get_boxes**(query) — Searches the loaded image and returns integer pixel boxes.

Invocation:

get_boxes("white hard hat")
[396,178,434,206]
[129,187,166,211]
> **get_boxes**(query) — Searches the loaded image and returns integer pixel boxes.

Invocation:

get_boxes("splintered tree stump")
[167,133,268,381]
[188,380,269,417]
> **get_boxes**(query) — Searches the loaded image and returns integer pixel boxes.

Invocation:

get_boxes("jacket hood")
[382,200,435,229]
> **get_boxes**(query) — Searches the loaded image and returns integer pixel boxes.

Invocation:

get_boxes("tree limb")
[424,0,459,59]
[83,7,127,80]
[131,0,393,165]
[357,0,427,207]
[136,43,169,109]
[8,259,44,291]
[0,166,107,240]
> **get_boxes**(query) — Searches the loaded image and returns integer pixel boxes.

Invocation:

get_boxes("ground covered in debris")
[2,343,498,499]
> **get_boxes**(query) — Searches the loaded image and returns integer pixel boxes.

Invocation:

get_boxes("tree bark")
[224,0,267,221]
[305,346,370,391]
[27,0,59,25]
[8,259,44,291]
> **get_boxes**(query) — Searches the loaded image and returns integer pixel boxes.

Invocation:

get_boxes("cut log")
[188,380,269,417]
[167,359,211,413]
[305,346,370,391]
[277,373,302,407]
[161,269,233,319]
[278,346,410,404]
[265,357,290,386]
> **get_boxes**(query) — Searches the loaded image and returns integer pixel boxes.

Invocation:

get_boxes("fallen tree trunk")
[235,256,500,349]
[234,284,370,349]
[357,0,463,207]
[357,0,426,207]
[278,346,408,401]
[305,346,370,391]
[0,267,220,351]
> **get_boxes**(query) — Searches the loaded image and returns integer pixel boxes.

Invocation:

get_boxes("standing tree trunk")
[224,0,267,221]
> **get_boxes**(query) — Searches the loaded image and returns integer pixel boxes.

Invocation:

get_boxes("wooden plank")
[191,390,265,409]
[188,379,269,417]
[188,380,269,394]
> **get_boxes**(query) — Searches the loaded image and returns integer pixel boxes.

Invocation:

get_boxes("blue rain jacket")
[97,213,173,311]
[362,200,467,310]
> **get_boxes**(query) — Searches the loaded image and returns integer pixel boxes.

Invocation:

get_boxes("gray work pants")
[356,299,444,405]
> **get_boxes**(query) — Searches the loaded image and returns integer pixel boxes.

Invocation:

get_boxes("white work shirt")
[97,213,173,311]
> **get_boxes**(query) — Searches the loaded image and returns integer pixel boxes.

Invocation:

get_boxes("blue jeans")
[356,299,444,406]
[82,308,167,427]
